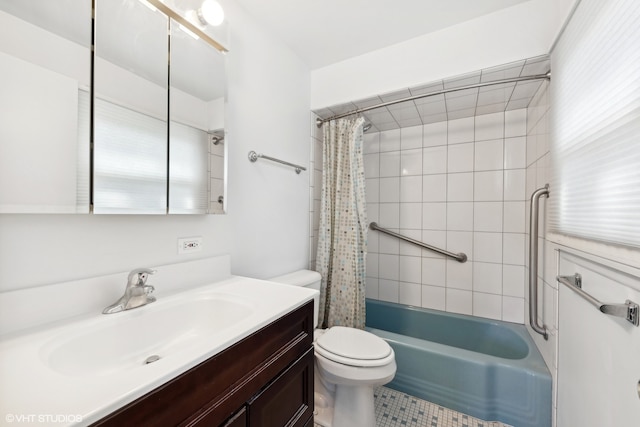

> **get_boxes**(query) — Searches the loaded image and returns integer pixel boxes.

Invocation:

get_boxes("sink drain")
[144,355,161,365]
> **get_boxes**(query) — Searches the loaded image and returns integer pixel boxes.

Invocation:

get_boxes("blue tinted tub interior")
[365,299,551,427]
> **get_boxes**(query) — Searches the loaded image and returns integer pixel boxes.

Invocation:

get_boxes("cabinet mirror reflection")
[0,0,91,213]
[169,18,226,214]
[0,0,227,214]
[93,0,169,214]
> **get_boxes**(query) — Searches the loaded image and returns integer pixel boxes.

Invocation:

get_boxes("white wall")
[556,251,640,427]
[0,52,79,213]
[310,0,578,109]
[0,1,311,291]
[221,0,311,279]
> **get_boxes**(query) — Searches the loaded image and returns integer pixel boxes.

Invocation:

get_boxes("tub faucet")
[102,268,157,314]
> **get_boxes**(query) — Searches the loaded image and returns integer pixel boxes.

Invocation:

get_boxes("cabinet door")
[93,0,168,214]
[247,348,314,427]
[168,19,226,215]
[220,407,246,427]
[0,0,92,213]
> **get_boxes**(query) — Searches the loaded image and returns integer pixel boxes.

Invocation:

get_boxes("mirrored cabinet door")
[169,19,226,214]
[0,0,226,215]
[0,0,91,213]
[93,0,169,214]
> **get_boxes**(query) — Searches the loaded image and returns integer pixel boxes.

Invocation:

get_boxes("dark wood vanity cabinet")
[91,300,314,427]
[246,348,313,426]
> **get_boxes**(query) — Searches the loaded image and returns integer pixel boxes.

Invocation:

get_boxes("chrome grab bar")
[558,273,640,326]
[529,185,549,340]
[248,151,307,174]
[369,222,467,263]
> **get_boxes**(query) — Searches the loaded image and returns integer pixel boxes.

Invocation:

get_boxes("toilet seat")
[315,326,394,367]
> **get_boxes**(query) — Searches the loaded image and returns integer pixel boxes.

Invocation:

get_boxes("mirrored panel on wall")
[93,0,169,214]
[169,18,226,214]
[0,0,91,213]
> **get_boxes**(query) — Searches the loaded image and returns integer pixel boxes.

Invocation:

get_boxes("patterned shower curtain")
[316,116,368,329]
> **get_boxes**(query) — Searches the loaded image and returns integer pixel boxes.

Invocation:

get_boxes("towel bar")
[558,273,639,326]
[248,151,306,174]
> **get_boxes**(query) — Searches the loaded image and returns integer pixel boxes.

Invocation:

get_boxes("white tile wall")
[379,204,400,228]
[474,139,503,171]
[447,173,474,201]
[446,202,473,231]
[473,202,503,232]
[423,146,447,174]
[504,109,527,138]
[379,279,399,302]
[474,232,502,263]
[504,137,527,169]
[523,80,559,425]
[380,178,400,202]
[447,117,474,144]
[401,176,423,202]
[446,288,472,315]
[309,109,530,323]
[447,143,474,172]
[474,171,503,201]
[401,149,423,175]
[421,284,446,310]
[380,151,401,177]
[400,203,422,229]
[422,174,446,202]
[400,125,423,150]
[309,113,322,271]
[502,264,525,297]
[363,109,529,322]
[380,129,401,152]
[423,121,447,147]
[475,112,504,141]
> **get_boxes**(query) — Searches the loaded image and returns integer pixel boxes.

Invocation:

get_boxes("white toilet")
[270,270,396,427]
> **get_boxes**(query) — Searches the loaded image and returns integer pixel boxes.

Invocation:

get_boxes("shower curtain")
[316,116,368,329]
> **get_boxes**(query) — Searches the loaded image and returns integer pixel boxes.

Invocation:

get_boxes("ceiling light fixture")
[197,0,224,26]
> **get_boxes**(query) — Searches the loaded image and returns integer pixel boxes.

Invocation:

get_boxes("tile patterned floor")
[315,386,512,427]
[374,386,511,427]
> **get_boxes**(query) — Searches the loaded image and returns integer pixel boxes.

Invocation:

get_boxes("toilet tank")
[270,270,321,328]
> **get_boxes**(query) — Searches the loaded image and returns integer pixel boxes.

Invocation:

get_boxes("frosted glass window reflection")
[93,98,167,214]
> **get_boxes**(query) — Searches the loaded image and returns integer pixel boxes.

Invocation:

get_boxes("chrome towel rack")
[558,273,639,326]
[248,151,307,174]
[369,222,467,263]
[529,185,549,340]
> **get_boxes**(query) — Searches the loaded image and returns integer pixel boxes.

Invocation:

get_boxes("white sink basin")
[42,295,253,376]
[0,276,317,426]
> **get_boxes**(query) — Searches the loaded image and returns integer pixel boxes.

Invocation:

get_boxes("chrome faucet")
[102,268,157,314]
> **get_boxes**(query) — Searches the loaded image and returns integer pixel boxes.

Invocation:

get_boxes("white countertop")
[0,276,317,426]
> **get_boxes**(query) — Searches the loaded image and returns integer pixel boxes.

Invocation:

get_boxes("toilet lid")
[315,326,392,366]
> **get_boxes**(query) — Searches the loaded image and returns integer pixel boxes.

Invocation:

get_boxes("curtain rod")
[315,72,551,127]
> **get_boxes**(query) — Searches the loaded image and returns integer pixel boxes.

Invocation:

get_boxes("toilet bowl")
[270,271,397,427]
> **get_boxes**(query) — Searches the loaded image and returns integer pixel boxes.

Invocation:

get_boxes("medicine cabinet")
[0,0,227,214]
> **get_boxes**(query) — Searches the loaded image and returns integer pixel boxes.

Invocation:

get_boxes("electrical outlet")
[178,237,202,254]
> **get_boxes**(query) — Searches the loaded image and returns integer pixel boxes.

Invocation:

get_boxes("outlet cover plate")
[178,237,202,254]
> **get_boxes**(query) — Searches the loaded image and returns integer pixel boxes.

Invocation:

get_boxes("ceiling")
[231,0,548,130]
[234,0,531,69]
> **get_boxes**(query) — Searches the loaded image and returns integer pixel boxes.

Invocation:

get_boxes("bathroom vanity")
[0,263,317,427]
[92,301,313,427]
